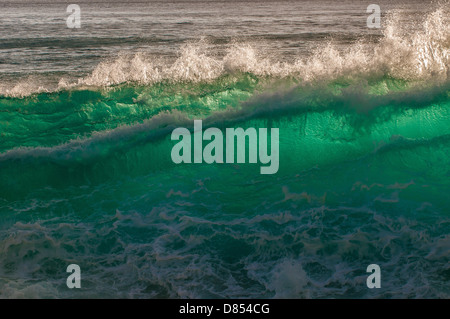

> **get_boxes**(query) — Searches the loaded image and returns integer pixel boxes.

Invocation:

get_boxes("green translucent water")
[0,73,449,298]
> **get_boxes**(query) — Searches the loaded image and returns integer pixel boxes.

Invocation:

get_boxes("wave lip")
[1,6,449,98]
[64,5,450,88]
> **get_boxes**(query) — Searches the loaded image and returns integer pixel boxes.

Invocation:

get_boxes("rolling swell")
[0,76,449,200]
[0,5,449,298]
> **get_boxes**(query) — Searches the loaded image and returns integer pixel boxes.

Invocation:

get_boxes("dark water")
[0,0,449,298]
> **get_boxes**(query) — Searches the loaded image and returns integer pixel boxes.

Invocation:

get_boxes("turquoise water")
[0,1,449,298]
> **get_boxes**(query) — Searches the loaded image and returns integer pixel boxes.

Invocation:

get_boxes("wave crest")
[61,7,450,86]
[1,6,449,98]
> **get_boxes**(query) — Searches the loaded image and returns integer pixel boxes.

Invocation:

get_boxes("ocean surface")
[0,0,449,298]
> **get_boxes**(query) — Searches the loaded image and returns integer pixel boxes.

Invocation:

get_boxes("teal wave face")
[0,71,449,298]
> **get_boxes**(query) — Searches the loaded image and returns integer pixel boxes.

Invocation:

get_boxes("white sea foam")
[1,7,448,98]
